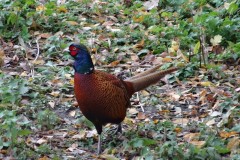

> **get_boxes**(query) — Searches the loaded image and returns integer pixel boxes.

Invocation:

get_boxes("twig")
[33,37,40,63]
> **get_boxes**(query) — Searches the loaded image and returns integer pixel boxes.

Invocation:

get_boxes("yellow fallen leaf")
[141,90,150,96]
[58,7,68,13]
[66,21,79,26]
[174,127,182,133]
[219,131,238,138]
[133,15,144,23]
[70,78,74,85]
[171,40,179,51]
[50,91,60,97]
[36,5,46,11]
[153,119,159,124]
[162,57,173,62]
[200,81,214,87]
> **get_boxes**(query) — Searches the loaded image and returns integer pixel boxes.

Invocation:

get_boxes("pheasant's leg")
[95,124,103,155]
[97,134,102,155]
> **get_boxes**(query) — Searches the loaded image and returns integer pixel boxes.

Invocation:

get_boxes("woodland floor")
[0,0,240,160]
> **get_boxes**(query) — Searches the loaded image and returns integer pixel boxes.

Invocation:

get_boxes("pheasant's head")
[69,44,94,74]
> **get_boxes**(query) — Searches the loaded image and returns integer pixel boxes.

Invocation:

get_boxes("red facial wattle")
[69,46,78,56]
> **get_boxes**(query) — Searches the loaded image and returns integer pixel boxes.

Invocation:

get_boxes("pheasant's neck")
[73,51,94,74]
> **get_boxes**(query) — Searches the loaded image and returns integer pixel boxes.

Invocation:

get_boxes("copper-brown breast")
[74,71,131,125]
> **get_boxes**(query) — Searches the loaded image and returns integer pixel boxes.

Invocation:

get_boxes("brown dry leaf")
[38,156,49,160]
[172,118,189,125]
[39,33,52,39]
[189,140,206,148]
[0,48,5,67]
[109,60,120,67]
[227,137,239,151]
[32,59,45,65]
[137,112,146,120]
[134,39,145,49]
[184,133,200,141]
[219,131,238,138]
[199,89,207,104]
[131,54,139,61]
[174,127,182,133]
[159,110,170,114]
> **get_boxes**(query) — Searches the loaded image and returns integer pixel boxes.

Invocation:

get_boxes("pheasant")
[69,43,178,154]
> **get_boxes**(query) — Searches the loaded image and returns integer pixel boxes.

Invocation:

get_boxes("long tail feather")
[126,67,178,92]
[128,64,163,80]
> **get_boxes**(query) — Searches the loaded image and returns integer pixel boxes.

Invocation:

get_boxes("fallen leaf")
[219,131,238,138]
[100,154,119,160]
[172,118,189,125]
[206,119,216,126]
[109,60,120,67]
[210,35,222,46]
[38,156,49,160]
[48,101,55,108]
[137,112,146,120]
[50,91,60,97]
[189,140,205,148]
[174,127,182,133]
[72,132,86,139]
[69,110,76,117]
[162,57,173,62]
[184,133,200,141]
[66,21,78,26]
[36,138,47,144]
[36,5,46,11]
[129,108,138,115]
[227,137,239,151]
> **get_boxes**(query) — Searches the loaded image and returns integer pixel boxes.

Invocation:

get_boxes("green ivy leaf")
[194,41,200,54]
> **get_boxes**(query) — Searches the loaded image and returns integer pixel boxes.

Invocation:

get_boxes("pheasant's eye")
[72,47,76,50]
